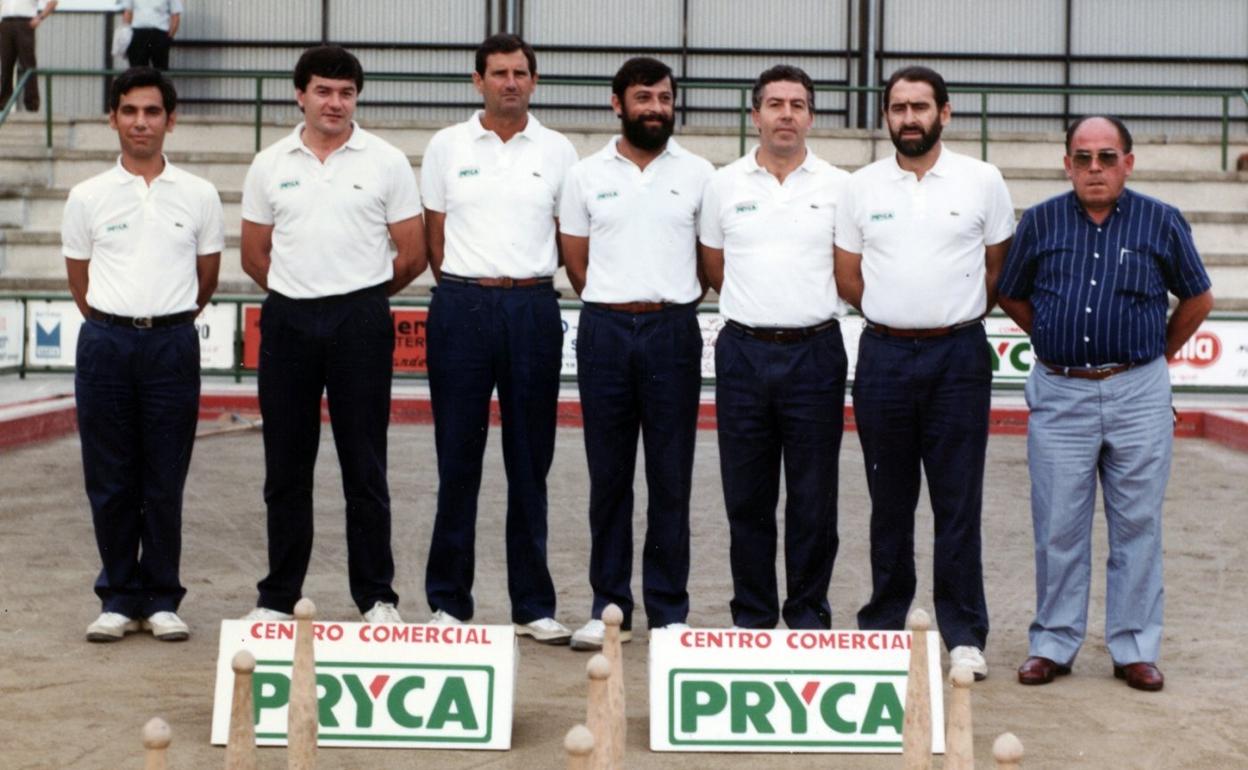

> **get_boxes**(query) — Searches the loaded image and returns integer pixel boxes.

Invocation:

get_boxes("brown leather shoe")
[1114,662,1164,691]
[1017,656,1072,685]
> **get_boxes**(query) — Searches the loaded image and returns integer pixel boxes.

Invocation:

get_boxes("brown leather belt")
[865,319,982,338]
[1042,360,1135,380]
[441,273,553,289]
[87,308,196,329]
[593,301,669,314]
[725,318,838,344]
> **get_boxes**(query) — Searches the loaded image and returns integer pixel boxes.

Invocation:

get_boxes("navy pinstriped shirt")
[998,188,1211,367]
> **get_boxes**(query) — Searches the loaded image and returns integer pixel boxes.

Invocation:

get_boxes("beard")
[620,111,674,152]
[890,119,943,157]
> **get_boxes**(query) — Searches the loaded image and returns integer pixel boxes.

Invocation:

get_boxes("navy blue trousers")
[853,323,991,649]
[577,303,702,630]
[715,322,847,629]
[425,280,563,623]
[75,319,200,616]
[256,286,397,615]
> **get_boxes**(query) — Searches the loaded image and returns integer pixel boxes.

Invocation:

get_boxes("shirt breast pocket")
[1116,247,1165,297]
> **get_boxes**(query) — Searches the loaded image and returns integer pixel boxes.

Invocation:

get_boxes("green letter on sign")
[819,682,858,733]
[730,681,775,734]
[387,676,426,728]
[252,672,289,725]
[773,681,808,734]
[315,673,342,728]
[861,682,904,734]
[427,676,479,731]
[342,674,374,728]
[680,681,727,733]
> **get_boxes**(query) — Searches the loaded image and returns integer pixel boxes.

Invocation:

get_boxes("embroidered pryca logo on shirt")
[457,167,480,178]
[105,222,129,233]
[596,190,620,200]
[869,211,895,222]
[279,179,300,190]
[734,201,759,214]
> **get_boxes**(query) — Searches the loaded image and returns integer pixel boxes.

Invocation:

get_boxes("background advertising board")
[211,620,517,750]
[196,303,237,370]
[649,628,945,754]
[0,299,23,369]
[25,300,82,368]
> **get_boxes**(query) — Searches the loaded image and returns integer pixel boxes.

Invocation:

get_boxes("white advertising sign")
[0,299,23,369]
[195,303,237,371]
[649,628,945,754]
[26,300,83,367]
[210,620,517,750]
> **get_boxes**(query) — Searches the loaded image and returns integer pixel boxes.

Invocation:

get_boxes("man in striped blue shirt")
[998,115,1213,692]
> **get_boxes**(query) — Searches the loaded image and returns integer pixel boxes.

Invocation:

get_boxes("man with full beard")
[559,56,713,650]
[834,66,1014,678]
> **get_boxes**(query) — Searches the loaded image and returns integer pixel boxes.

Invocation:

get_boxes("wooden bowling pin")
[944,665,975,770]
[565,723,595,770]
[142,717,171,770]
[287,598,317,770]
[993,732,1024,769]
[225,649,257,770]
[902,608,932,770]
[601,603,626,766]
[585,654,615,769]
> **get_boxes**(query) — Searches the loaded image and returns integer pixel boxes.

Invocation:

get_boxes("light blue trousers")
[1023,356,1172,666]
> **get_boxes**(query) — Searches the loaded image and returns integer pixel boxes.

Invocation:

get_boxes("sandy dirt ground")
[1,420,1246,769]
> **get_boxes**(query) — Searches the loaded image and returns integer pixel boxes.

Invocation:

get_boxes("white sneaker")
[362,601,403,624]
[950,645,988,681]
[86,612,140,642]
[143,611,190,641]
[242,607,294,621]
[427,609,464,625]
[515,616,572,645]
[570,619,633,651]
[660,622,690,631]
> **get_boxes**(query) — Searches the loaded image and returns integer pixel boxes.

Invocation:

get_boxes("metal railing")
[4,68,1247,168]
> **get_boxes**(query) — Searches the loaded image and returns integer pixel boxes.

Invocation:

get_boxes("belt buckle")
[132,316,154,329]
[498,277,515,289]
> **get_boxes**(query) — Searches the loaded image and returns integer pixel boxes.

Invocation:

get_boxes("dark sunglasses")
[1069,150,1122,169]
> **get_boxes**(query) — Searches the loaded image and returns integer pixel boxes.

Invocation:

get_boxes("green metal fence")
[4,68,1247,168]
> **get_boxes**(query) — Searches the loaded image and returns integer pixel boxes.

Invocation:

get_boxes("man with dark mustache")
[558,57,713,650]
[834,66,1015,679]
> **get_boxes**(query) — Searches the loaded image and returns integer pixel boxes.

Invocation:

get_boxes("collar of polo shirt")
[887,143,951,180]
[742,143,819,177]
[468,109,541,142]
[277,121,367,156]
[111,154,180,186]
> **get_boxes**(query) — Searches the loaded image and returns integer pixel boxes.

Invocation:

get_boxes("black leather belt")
[1041,360,1135,380]
[441,273,553,289]
[725,318,838,344]
[865,318,982,338]
[87,308,196,329]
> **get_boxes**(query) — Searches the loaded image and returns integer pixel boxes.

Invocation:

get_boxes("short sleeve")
[119,0,134,11]
[833,177,863,253]
[196,183,226,256]
[169,0,185,13]
[61,188,92,261]
[983,165,1016,246]
[557,163,589,238]
[697,172,725,249]
[997,208,1038,300]
[240,156,274,225]
[384,152,423,224]
[1163,208,1212,300]
[420,132,448,213]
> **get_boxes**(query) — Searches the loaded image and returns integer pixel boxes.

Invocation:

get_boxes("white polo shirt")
[242,122,422,299]
[835,146,1015,328]
[421,110,578,279]
[0,0,49,17]
[61,158,224,317]
[121,0,184,31]
[699,146,849,327]
[559,137,713,304]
